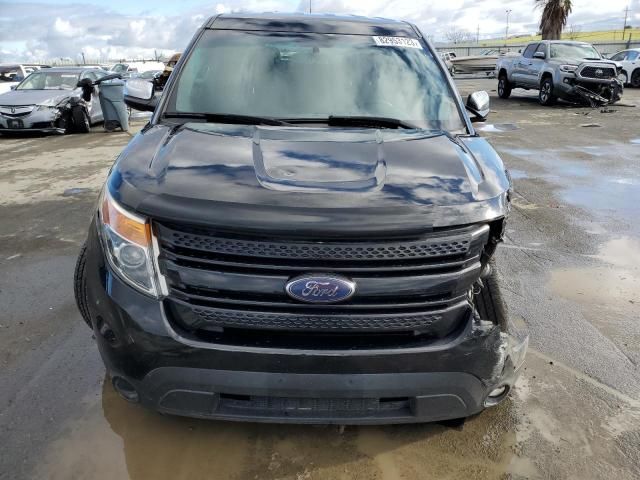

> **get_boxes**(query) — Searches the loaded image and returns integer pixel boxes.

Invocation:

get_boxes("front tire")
[72,106,91,133]
[498,74,512,99]
[631,69,640,88]
[74,243,92,328]
[539,78,556,106]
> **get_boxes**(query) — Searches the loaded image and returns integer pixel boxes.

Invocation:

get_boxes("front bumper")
[84,221,527,424]
[0,109,64,133]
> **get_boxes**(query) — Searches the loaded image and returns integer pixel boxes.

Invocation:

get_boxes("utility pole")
[81,52,86,65]
[309,0,312,14]
[505,9,512,46]
[623,5,629,40]
[476,24,480,44]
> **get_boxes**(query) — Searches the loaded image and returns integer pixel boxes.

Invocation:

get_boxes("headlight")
[98,190,161,297]
[559,64,578,73]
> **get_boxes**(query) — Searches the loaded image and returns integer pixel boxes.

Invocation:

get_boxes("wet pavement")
[1,81,640,479]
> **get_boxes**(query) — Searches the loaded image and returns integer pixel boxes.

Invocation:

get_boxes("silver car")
[0,67,107,134]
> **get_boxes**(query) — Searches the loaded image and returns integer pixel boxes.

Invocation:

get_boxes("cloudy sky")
[0,0,638,62]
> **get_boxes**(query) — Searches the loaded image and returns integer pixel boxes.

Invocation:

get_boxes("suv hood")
[109,124,510,236]
[0,89,74,106]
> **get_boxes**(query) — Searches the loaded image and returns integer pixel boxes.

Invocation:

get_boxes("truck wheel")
[538,78,556,106]
[631,69,640,88]
[473,259,508,329]
[74,243,93,328]
[498,74,512,99]
[72,106,91,133]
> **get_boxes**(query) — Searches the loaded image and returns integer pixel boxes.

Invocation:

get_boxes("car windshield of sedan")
[17,71,80,90]
[168,30,465,132]
[550,43,601,59]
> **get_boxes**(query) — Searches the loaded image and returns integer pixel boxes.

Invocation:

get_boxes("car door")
[525,43,547,86]
[512,44,538,85]
[623,51,638,79]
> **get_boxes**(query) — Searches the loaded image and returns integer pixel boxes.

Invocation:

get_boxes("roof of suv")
[206,13,419,37]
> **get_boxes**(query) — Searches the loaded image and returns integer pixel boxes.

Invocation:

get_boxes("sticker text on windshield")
[372,36,422,49]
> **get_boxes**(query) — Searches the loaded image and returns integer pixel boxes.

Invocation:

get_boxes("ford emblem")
[285,275,356,304]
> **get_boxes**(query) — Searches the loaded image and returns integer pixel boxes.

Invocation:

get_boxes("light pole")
[505,9,512,46]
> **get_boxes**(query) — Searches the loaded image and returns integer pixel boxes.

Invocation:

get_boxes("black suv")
[75,13,528,424]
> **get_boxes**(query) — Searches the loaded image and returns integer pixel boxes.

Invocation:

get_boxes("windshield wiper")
[163,112,293,126]
[326,116,419,129]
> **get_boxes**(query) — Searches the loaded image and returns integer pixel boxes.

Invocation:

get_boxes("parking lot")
[0,79,639,480]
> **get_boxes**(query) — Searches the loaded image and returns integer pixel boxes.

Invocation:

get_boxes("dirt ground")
[0,82,638,480]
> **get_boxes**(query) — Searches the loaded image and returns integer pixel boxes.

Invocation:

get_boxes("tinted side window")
[610,52,627,61]
[522,44,538,59]
[534,44,546,57]
[628,51,639,61]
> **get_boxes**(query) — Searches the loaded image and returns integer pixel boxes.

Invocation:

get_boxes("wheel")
[618,71,629,86]
[473,258,508,328]
[74,243,92,328]
[538,77,556,106]
[72,106,91,133]
[631,69,640,88]
[497,74,512,99]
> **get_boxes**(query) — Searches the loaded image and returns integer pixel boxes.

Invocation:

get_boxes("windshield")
[138,70,160,79]
[550,43,601,60]
[0,66,22,83]
[17,71,80,90]
[167,30,465,131]
[111,64,129,73]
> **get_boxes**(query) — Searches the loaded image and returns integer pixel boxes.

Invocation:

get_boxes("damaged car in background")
[75,13,528,425]
[497,40,623,106]
[0,67,109,134]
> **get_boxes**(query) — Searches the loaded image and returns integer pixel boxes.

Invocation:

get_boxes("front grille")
[218,394,409,416]
[168,230,471,260]
[0,105,34,117]
[156,221,492,343]
[579,66,616,79]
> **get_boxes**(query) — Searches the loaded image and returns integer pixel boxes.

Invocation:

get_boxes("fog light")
[112,376,140,403]
[488,385,508,398]
[484,385,510,407]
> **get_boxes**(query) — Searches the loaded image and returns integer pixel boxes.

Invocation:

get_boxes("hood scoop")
[252,127,386,192]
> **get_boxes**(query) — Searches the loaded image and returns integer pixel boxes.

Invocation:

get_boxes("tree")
[445,28,474,44]
[536,0,573,40]
[565,23,581,39]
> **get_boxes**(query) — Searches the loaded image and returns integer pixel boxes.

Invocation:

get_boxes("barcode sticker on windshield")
[373,36,422,49]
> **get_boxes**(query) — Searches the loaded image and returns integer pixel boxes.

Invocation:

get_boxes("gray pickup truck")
[496,40,623,106]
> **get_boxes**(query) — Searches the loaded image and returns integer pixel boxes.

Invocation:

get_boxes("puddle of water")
[479,123,519,133]
[550,237,640,306]
[509,169,528,180]
[503,145,640,233]
[62,187,91,196]
[35,377,532,480]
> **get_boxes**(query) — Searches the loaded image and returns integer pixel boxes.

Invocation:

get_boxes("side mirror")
[533,51,546,59]
[466,91,490,121]
[10,85,17,90]
[124,78,157,112]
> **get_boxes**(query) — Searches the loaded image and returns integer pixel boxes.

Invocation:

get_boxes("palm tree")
[535,0,573,40]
